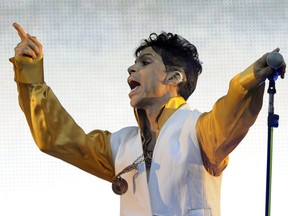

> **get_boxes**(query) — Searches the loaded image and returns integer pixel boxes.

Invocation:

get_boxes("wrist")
[10,55,44,84]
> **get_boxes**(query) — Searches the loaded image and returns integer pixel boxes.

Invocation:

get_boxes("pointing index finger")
[13,23,27,40]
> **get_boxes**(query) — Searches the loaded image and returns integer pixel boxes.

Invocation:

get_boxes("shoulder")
[110,126,139,160]
[110,126,138,141]
[175,103,202,120]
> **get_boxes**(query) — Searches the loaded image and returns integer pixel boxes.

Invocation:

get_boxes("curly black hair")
[135,32,202,100]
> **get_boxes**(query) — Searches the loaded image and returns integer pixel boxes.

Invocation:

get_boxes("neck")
[145,110,159,133]
[142,97,169,132]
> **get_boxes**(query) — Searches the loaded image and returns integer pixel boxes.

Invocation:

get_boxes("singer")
[10,23,286,216]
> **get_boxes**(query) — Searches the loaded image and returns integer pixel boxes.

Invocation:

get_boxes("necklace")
[112,154,145,195]
[142,130,155,169]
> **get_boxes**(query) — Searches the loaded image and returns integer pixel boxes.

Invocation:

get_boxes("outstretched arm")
[197,50,286,176]
[10,23,115,182]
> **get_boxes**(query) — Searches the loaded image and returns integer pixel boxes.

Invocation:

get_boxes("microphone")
[266,52,284,81]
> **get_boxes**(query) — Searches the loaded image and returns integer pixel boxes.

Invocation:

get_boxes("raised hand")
[13,23,43,59]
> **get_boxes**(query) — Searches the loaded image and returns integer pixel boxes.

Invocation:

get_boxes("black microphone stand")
[265,72,280,216]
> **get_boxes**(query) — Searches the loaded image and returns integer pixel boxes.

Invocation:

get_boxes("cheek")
[146,73,161,87]
[145,78,166,95]
[142,68,167,93]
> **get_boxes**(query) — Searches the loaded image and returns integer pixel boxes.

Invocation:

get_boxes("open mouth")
[128,80,141,90]
[128,78,141,97]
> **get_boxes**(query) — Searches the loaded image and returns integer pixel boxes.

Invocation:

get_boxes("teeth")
[128,84,140,97]
[132,86,139,91]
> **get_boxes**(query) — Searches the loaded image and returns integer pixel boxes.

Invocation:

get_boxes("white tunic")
[110,104,221,216]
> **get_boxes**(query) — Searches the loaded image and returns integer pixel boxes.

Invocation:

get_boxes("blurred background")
[0,0,287,215]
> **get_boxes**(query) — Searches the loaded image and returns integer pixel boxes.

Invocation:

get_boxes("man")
[10,23,285,216]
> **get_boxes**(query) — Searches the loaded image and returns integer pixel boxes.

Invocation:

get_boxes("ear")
[165,71,183,85]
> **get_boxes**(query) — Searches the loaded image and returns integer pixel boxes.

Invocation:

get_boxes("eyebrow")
[135,53,154,63]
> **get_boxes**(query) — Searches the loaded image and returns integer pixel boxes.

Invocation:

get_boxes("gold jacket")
[10,55,265,182]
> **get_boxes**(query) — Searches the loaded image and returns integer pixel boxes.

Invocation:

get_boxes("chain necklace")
[142,130,155,169]
[111,130,155,195]
[112,154,145,195]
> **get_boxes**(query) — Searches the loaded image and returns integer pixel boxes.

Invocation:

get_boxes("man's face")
[127,47,172,108]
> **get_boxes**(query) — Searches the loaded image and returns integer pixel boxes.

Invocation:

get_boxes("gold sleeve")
[196,63,265,176]
[10,56,115,182]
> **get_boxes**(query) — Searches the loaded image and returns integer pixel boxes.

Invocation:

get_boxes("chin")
[130,103,135,108]
[129,99,137,108]
[129,99,143,109]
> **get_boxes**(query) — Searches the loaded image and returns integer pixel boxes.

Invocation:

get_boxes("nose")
[127,64,138,75]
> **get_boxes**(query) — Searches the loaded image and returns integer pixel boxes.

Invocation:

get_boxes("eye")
[142,59,152,66]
